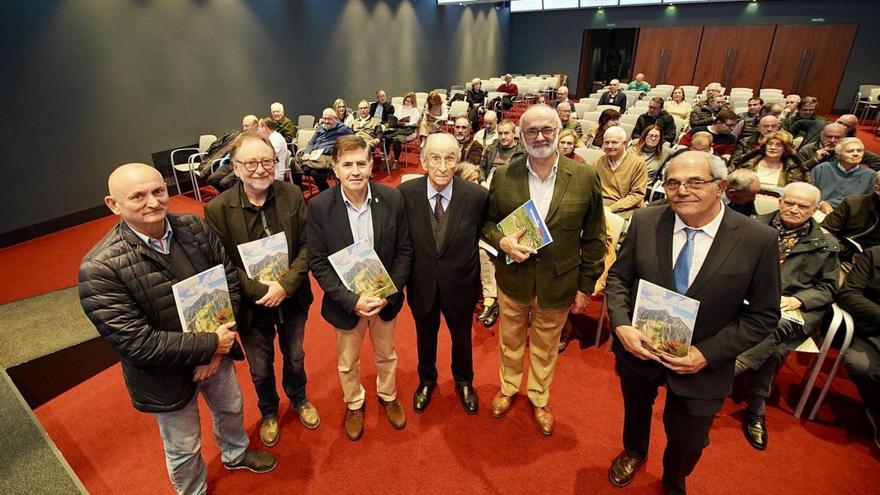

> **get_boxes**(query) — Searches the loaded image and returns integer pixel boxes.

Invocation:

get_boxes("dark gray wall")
[0,1,508,235]
[508,0,880,110]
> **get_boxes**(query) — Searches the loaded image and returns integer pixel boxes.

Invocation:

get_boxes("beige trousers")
[497,289,570,407]
[479,248,497,299]
[335,316,398,410]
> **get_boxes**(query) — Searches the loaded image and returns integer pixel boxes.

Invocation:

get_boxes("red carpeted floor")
[5,150,880,494]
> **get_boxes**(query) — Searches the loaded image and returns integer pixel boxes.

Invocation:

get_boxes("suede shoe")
[533,405,554,436]
[491,390,514,418]
[608,451,646,488]
[294,401,321,430]
[344,404,365,441]
[224,450,277,473]
[742,410,768,451]
[379,397,407,429]
[456,383,479,415]
[259,415,279,447]
[412,383,435,413]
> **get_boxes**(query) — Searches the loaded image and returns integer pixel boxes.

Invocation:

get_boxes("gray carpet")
[0,287,98,368]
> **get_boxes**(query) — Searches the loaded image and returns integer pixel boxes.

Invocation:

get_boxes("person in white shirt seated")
[473,110,499,148]
[259,118,291,181]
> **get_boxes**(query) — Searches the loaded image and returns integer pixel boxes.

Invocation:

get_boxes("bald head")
[836,114,858,135]
[105,163,169,237]
[758,115,780,136]
[108,163,163,198]
[520,104,561,130]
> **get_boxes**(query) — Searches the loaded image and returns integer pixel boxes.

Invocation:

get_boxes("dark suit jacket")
[203,181,313,331]
[606,205,782,400]
[399,175,488,319]
[370,101,395,124]
[482,154,606,309]
[307,182,413,330]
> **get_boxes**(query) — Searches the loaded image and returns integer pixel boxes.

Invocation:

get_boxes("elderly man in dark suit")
[605,151,781,494]
[399,133,488,414]
[482,104,606,436]
[307,135,413,442]
[204,132,317,448]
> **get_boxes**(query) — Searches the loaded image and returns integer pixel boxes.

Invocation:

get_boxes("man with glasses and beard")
[482,104,606,436]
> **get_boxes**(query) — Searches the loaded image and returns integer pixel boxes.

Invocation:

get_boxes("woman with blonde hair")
[419,91,448,145]
[332,98,354,127]
[740,130,810,186]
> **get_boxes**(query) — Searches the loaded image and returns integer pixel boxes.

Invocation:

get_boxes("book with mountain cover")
[328,239,397,299]
[496,198,553,264]
[237,232,288,282]
[172,264,235,334]
[632,279,700,358]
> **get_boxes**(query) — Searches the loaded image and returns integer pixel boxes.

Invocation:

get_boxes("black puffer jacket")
[78,214,241,413]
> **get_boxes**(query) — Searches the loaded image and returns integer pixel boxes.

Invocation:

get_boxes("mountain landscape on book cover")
[497,199,552,251]
[635,307,692,358]
[183,289,234,333]
[249,252,288,281]
[328,239,398,299]
[632,279,699,358]
[172,265,235,334]
[238,232,288,281]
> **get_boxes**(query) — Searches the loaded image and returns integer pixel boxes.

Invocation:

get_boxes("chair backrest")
[604,208,626,251]
[627,106,650,115]
[433,88,447,95]
[619,114,640,126]
[634,100,651,107]
[869,87,880,100]
[392,96,404,107]
[575,147,604,165]
[297,115,315,129]
[583,111,601,122]
[573,103,588,115]
[198,135,217,154]
[754,194,780,215]
[487,91,504,102]
[597,104,620,113]
[620,123,635,139]
[578,119,596,133]
[296,129,316,150]
[449,100,469,119]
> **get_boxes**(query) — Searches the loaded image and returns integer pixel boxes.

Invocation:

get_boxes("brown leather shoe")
[533,405,554,436]
[608,451,646,488]
[491,390,514,418]
[379,397,407,429]
[259,415,279,447]
[343,404,365,441]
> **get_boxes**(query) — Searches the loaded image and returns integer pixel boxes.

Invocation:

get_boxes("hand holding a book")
[660,346,708,374]
[615,325,661,362]
[256,280,288,308]
[215,322,237,355]
[193,354,222,382]
[780,296,802,312]
[499,228,537,263]
[355,296,387,317]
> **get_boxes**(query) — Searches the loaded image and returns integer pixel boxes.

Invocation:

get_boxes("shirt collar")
[341,183,372,211]
[673,202,725,238]
[427,176,453,202]
[836,161,859,175]
[238,182,275,210]
[129,219,173,253]
[526,152,559,182]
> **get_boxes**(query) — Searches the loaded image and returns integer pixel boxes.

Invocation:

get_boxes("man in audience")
[497,74,519,97]
[813,137,874,213]
[836,114,860,138]
[792,113,861,150]
[730,115,780,167]
[595,126,648,219]
[453,116,484,166]
[723,168,762,216]
[306,136,412,441]
[822,172,880,255]
[627,73,650,93]
[204,132,318,449]
[351,100,383,150]
[599,79,627,111]
[689,132,714,154]
[483,104,606,436]
[79,164,276,495]
[270,102,295,142]
[473,110,499,148]
[780,94,801,119]
[690,95,723,129]
[207,115,259,191]
[370,90,395,124]
[605,151,780,494]
[296,108,354,191]
[480,119,523,181]
[694,82,723,107]
[632,97,677,144]
[838,246,880,449]
[737,97,764,143]
[680,109,739,156]
[781,96,824,136]
[557,102,583,140]
[798,122,880,170]
[399,133,488,415]
[736,183,839,451]
[258,118,291,181]
[553,85,573,108]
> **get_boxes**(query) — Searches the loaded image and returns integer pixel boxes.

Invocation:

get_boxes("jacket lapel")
[656,207,676,290]
[370,182,385,247]
[545,159,572,223]
[687,208,741,297]
[333,187,356,248]
[510,160,531,207]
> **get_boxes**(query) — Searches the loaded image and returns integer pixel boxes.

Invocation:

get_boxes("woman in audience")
[456,162,480,183]
[558,129,586,163]
[739,130,810,188]
[383,92,421,166]
[467,78,488,132]
[627,124,669,181]
[583,108,621,149]
[665,87,692,122]
[333,98,354,127]
[419,91,448,146]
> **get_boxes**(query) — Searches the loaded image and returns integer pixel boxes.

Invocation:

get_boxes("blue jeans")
[241,315,308,417]
[152,357,249,495]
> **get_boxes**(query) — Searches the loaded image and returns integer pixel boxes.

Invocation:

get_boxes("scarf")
[771,213,811,263]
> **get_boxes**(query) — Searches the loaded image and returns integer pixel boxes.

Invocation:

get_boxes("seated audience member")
[383,92,421,165]
[452,116,484,166]
[598,79,627,111]
[333,98,354,127]
[456,162,480,183]
[736,97,764,142]
[207,114,260,191]
[479,119,523,181]
[627,124,670,181]
[739,130,810,188]
[557,102,583,139]
[351,100,383,149]
[558,129,586,164]
[419,91,448,145]
[763,102,785,118]
[665,87,692,122]
[497,74,519,97]
[793,113,862,153]
[467,78,488,131]
[724,168,762,216]
[781,96,825,135]
[690,95,724,128]
[731,115,780,167]
[836,114,859,138]
[632,97,677,144]
[552,85,573,109]
[370,90,395,124]
[595,126,647,219]
[473,110,499,148]
[837,246,880,448]
[735,182,839,451]
[270,102,296,142]
[798,123,880,170]
[780,94,801,119]
[680,109,739,156]
[296,108,354,191]
[813,137,874,213]
[626,73,650,93]
[822,172,880,256]
[584,108,621,149]
[535,94,547,105]
[258,118,291,181]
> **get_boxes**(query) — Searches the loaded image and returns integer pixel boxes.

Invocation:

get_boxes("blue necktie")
[673,228,699,294]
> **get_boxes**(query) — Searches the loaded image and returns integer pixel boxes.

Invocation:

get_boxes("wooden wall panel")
[693,25,775,91]
[632,27,704,86]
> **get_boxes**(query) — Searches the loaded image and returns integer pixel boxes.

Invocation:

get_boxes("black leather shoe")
[742,410,768,450]
[456,383,479,415]
[476,301,497,321]
[609,451,645,488]
[481,302,500,328]
[412,383,435,413]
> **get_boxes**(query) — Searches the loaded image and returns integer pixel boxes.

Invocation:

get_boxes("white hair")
[782,182,821,208]
[835,137,864,156]
[663,151,728,182]
[727,168,759,191]
[270,102,284,112]
[421,133,461,163]
[604,125,627,142]
[557,85,569,94]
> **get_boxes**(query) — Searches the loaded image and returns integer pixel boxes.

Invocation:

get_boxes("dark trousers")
[616,360,723,495]
[240,315,308,418]
[206,164,238,192]
[304,168,330,191]
[414,293,475,385]
[738,319,805,399]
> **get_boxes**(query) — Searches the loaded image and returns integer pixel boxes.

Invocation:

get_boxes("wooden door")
[693,25,776,91]
[762,24,858,112]
[632,27,704,86]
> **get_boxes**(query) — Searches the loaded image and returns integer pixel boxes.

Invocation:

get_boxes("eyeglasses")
[235,158,277,172]
[426,154,457,167]
[663,178,718,191]
[522,127,558,139]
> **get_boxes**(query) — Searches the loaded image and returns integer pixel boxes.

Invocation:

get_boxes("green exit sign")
[606,23,617,28]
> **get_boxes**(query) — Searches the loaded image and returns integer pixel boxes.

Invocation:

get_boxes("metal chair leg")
[793,304,843,419]
[808,310,855,420]
[594,295,607,348]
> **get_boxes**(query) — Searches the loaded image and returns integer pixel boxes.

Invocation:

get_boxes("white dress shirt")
[671,203,725,288]
[341,184,374,247]
[427,177,453,212]
[526,153,559,221]
[268,130,290,180]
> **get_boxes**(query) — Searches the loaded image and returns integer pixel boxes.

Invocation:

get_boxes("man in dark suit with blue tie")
[399,133,489,414]
[605,151,781,494]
